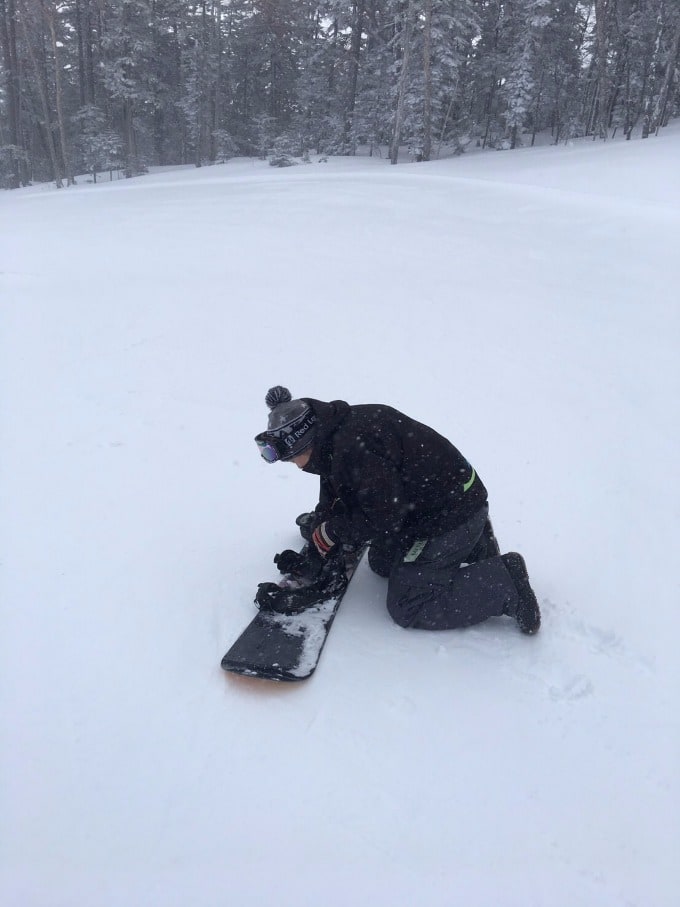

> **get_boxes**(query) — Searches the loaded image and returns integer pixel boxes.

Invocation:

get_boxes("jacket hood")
[299,398,350,474]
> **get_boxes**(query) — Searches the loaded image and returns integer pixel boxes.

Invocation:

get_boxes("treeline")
[1,1,679,189]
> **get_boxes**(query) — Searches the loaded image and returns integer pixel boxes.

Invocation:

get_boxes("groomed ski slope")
[1,125,678,907]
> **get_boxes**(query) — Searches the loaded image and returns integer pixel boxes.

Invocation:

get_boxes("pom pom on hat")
[265,386,292,410]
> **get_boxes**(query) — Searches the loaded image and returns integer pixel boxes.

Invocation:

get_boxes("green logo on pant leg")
[463,468,476,492]
[404,539,428,563]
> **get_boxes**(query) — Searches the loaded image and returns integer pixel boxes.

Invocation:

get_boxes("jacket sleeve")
[324,448,409,546]
[316,475,334,513]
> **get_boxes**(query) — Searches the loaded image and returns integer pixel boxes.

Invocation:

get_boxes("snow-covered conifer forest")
[1,0,679,188]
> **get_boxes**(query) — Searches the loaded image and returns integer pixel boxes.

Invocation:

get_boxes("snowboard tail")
[221,546,366,682]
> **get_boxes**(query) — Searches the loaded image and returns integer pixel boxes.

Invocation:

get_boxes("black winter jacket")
[301,399,488,548]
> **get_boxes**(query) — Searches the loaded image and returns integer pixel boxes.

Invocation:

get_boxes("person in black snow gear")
[253,386,541,634]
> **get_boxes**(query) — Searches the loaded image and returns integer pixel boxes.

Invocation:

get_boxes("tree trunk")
[0,0,21,186]
[531,68,545,146]
[343,1,365,155]
[210,0,223,163]
[594,0,611,138]
[195,0,208,167]
[42,0,74,184]
[390,1,414,165]
[85,0,95,104]
[123,99,136,178]
[421,0,432,161]
[18,0,62,186]
[74,0,94,107]
[481,78,499,149]
[436,90,456,157]
[1,0,31,186]
[75,0,86,106]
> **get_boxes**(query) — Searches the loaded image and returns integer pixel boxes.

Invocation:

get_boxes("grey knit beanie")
[264,386,317,460]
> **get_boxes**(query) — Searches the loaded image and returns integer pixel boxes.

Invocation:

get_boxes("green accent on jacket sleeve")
[404,539,428,563]
[463,468,476,493]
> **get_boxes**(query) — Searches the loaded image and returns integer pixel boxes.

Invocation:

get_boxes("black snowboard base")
[221,546,366,682]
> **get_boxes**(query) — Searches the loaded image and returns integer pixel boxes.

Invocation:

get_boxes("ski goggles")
[255,412,317,463]
[254,432,288,464]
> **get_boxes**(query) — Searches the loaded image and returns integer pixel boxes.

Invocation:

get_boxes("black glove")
[274,549,306,575]
[274,546,323,581]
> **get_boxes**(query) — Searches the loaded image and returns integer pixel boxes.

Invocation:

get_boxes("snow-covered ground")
[1,126,679,907]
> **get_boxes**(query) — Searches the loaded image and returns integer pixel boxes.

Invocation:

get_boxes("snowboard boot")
[501,552,541,635]
[295,511,316,542]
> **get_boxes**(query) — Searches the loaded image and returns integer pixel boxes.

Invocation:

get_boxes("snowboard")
[221,546,366,682]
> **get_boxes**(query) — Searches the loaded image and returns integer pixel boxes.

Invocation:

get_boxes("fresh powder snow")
[1,126,679,907]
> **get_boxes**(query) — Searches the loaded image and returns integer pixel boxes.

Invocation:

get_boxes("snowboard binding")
[255,544,351,615]
[255,575,347,614]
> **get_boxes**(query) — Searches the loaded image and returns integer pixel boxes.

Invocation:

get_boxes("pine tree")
[425,0,479,156]
[73,104,124,181]
[502,0,553,149]
[100,0,156,177]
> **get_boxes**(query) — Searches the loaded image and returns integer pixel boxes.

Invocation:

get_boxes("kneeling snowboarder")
[254,386,540,635]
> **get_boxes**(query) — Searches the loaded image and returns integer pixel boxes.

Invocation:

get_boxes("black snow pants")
[379,505,519,630]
